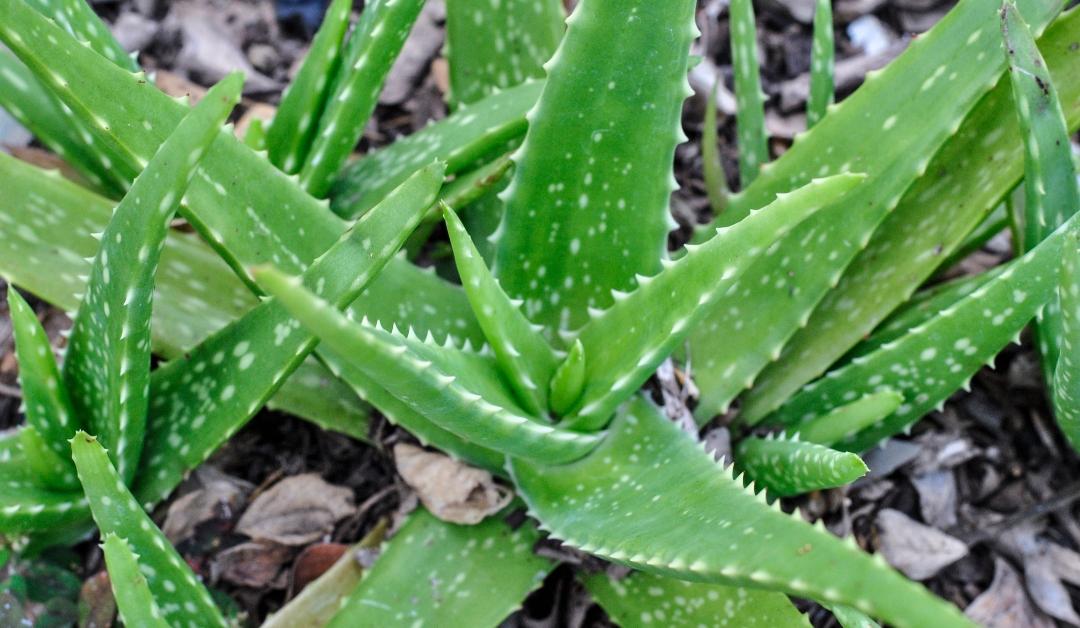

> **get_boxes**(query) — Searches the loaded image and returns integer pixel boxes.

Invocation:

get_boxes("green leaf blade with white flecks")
[730,0,770,184]
[568,174,862,431]
[703,79,730,215]
[444,0,563,107]
[327,508,551,628]
[797,390,903,446]
[735,434,868,497]
[807,0,835,128]
[1001,1,1080,387]
[23,0,139,72]
[71,432,227,628]
[18,424,80,493]
[256,266,603,465]
[510,396,974,628]
[828,603,883,628]
[135,164,442,506]
[585,571,810,628]
[7,288,77,467]
[493,0,697,336]
[299,0,426,197]
[1053,229,1080,452]
[331,80,541,219]
[770,213,1080,452]
[733,2,1078,423]
[443,204,559,415]
[100,534,170,628]
[63,74,242,484]
[265,0,353,174]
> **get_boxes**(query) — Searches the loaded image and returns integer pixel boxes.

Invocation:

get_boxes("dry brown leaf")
[966,559,1055,628]
[78,570,116,628]
[910,470,958,528]
[875,508,968,580]
[999,523,1080,625]
[213,541,294,589]
[162,468,251,544]
[393,443,513,525]
[289,543,348,597]
[235,474,356,546]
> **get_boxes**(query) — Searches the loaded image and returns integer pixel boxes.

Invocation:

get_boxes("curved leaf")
[100,534,169,628]
[736,434,868,497]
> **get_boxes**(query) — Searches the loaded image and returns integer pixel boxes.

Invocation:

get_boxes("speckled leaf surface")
[23,0,139,71]
[736,434,868,497]
[299,0,425,197]
[64,74,240,483]
[0,433,86,535]
[797,390,903,445]
[568,175,861,430]
[258,265,604,464]
[493,0,697,335]
[585,571,809,627]
[510,396,973,628]
[72,432,226,628]
[331,80,541,218]
[1054,230,1080,451]
[736,3,1079,423]
[135,164,441,506]
[327,508,550,628]
[770,213,1080,452]
[730,0,769,184]
[100,534,170,628]
[807,0,835,128]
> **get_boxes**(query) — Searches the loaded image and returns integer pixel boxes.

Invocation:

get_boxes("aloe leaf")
[331,80,541,219]
[735,434,868,497]
[299,0,426,198]
[797,390,903,445]
[568,175,862,431]
[444,204,559,415]
[734,2,1077,423]
[327,508,550,628]
[64,74,241,483]
[549,339,586,417]
[703,79,730,215]
[71,432,226,627]
[100,534,169,628]
[265,0,352,173]
[256,266,603,464]
[936,203,1010,273]
[445,0,563,107]
[242,117,267,150]
[135,164,441,506]
[7,288,77,465]
[23,0,139,72]
[492,0,697,336]
[829,603,883,628]
[509,396,973,628]
[770,214,1080,452]
[0,52,125,196]
[730,0,769,184]
[0,480,87,536]
[17,425,79,492]
[1054,229,1080,451]
[584,571,809,627]
[807,0,835,128]
[1001,0,1080,387]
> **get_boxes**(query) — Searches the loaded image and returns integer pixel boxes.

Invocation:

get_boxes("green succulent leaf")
[17,425,79,492]
[549,339,586,417]
[299,0,426,198]
[735,434,868,497]
[585,571,809,627]
[797,390,904,446]
[443,204,559,415]
[135,163,441,506]
[493,0,697,335]
[23,0,139,72]
[100,534,169,628]
[771,213,1080,451]
[328,508,550,627]
[257,266,603,465]
[807,0,836,128]
[0,478,87,536]
[734,1,1078,423]
[71,432,226,628]
[1054,230,1080,451]
[568,174,862,431]
[703,79,730,215]
[265,0,353,174]
[730,0,769,184]
[510,396,973,628]
[331,80,541,219]
[64,73,241,483]
[828,603,883,628]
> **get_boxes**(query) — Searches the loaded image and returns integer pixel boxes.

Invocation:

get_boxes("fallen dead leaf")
[875,508,968,580]
[910,470,958,528]
[77,570,115,628]
[162,467,252,544]
[393,443,513,525]
[289,543,348,597]
[965,558,1055,628]
[999,523,1080,625]
[213,541,293,589]
[236,474,356,546]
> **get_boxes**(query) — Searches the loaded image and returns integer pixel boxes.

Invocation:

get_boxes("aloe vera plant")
[0,0,1077,625]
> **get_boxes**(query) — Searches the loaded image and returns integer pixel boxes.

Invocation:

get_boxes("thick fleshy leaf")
[568,175,862,430]
[64,74,241,482]
[510,396,973,628]
[492,0,697,336]
[1054,229,1080,451]
[807,0,835,128]
[327,508,550,627]
[730,0,769,184]
[257,266,604,464]
[797,390,903,445]
[299,0,426,198]
[23,0,139,71]
[100,534,169,628]
[265,0,352,174]
[736,434,868,497]
[71,432,226,627]
[135,164,442,506]
[585,571,809,627]
[0,430,86,534]
[702,80,730,214]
